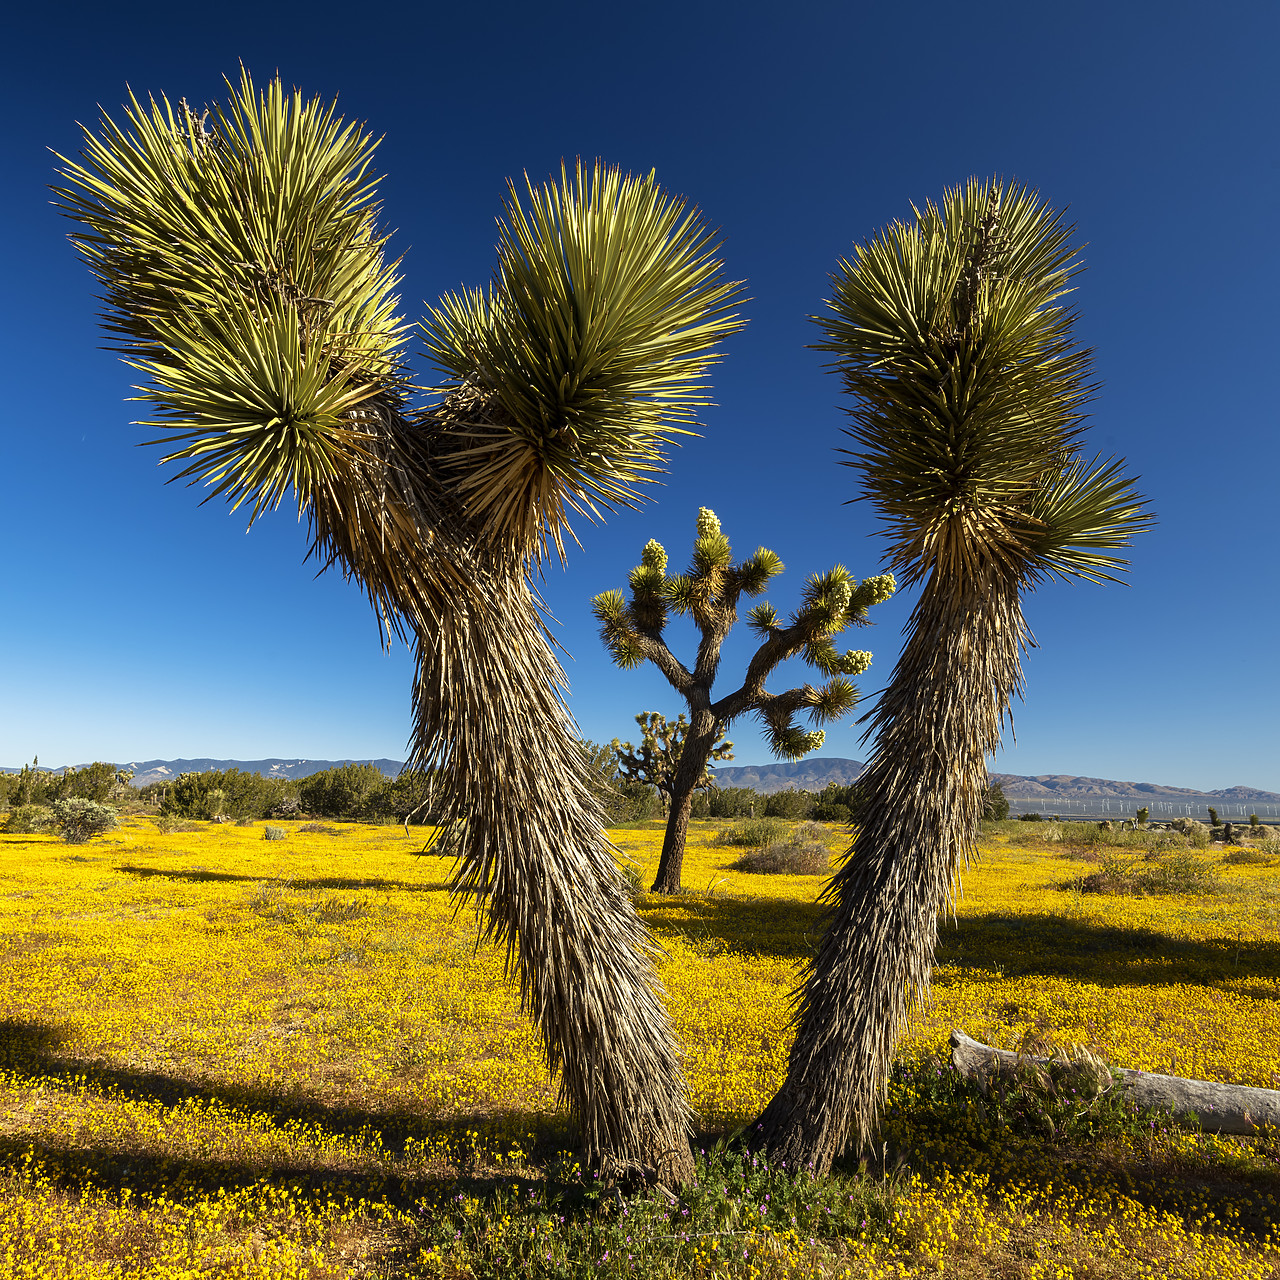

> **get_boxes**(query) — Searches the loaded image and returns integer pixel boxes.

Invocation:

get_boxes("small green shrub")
[263,826,287,841]
[1224,847,1274,865]
[714,817,787,848]
[814,801,853,824]
[1081,849,1220,896]
[982,780,1010,821]
[762,788,814,820]
[3,804,57,834]
[152,815,200,834]
[51,798,118,844]
[1019,812,1043,822]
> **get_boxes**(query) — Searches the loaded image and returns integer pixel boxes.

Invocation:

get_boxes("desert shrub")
[299,763,392,820]
[982,780,1010,821]
[715,817,787,848]
[262,826,286,841]
[4,804,57,834]
[51,798,118,844]
[298,822,335,834]
[163,768,299,821]
[1133,850,1220,894]
[1136,806,1149,826]
[810,781,861,824]
[234,817,255,826]
[266,794,302,820]
[733,823,831,875]
[152,815,199,833]
[1019,812,1044,822]
[603,779,660,825]
[701,785,760,819]
[1081,850,1220,896]
[763,788,814,820]
[1224,847,1275,865]
[815,802,853,824]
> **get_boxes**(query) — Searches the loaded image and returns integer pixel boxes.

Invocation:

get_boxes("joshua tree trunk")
[651,710,720,894]
[304,413,696,1184]
[412,552,695,1183]
[750,572,1024,1174]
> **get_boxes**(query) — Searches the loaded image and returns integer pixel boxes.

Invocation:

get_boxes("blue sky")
[3,0,1277,790]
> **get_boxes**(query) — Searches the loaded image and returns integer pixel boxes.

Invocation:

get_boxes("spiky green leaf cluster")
[817,178,1151,589]
[54,71,406,524]
[423,166,744,549]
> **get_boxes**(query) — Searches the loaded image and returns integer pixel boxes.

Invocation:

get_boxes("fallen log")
[950,1029,1280,1136]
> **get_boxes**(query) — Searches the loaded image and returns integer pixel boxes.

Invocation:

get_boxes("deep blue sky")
[3,0,1277,789]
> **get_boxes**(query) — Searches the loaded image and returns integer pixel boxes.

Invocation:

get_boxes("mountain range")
[5,755,1277,805]
[0,758,406,788]
[710,758,1280,802]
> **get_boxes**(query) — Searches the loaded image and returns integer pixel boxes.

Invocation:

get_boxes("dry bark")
[951,1029,1280,1135]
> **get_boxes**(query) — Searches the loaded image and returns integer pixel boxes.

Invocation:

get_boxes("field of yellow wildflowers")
[3,815,1280,1277]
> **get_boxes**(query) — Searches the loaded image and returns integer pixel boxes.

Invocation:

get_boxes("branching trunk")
[750,571,1025,1174]
[412,559,695,1184]
[650,712,719,894]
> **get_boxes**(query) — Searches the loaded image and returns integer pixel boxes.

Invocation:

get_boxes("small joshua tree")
[1208,806,1220,826]
[593,508,893,892]
[1136,806,1149,826]
[614,712,735,816]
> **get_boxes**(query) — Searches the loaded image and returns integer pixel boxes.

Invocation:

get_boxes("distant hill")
[710,758,1280,804]
[6,754,1276,807]
[0,758,405,788]
[709,757,866,793]
[989,773,1280,804]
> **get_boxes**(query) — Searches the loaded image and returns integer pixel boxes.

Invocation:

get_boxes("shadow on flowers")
[0,1017,559,1206]
[935,912,1280,988]
[116,865,450,894]
[640,892,1280,989]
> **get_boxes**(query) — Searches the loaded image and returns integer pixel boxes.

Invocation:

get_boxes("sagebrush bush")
[263,825,287,841]
[51,798,118,844]
[1080,849,1220,896]
[732,822,831,875]
[714,817,787,848]
[1224,848,1275,866]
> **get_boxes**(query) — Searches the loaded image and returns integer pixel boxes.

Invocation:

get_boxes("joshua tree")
[55,72,744,1183]
[593,508,893,892]
[614,711,736,816]
[751,179,1152,1173]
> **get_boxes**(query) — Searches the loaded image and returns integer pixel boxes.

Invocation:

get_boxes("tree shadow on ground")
[0,1017,566,1209]
[642,891,1280,988]
[115,865,449,894]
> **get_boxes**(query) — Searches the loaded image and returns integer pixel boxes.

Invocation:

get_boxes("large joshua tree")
[751,179,1152,1173]
[55,72,743,1183]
